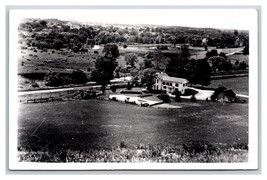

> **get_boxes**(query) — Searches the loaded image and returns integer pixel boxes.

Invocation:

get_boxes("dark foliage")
[18,18,249,54]
[71,69,88,84]
[140,68,157,91]
[102,43,120,59]
[157,93,170,103]
[205,49,218,59]
[91,56,118,92]
[126,81,133,90]
[110,85,117,92]
[190,94,197,102]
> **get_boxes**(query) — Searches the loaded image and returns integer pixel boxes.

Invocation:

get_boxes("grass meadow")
[17,98,248,162]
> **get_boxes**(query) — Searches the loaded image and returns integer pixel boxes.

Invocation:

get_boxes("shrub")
[94,50,99,54]
[190,94,197,102]
[126,82,132,90]
[175,93,181,102]
[158,93,170,103]
[111,85,117,92]
[71,69,88,84]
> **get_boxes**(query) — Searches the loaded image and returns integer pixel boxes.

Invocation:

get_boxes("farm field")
[18,45,245,75]
[18,99,248,151]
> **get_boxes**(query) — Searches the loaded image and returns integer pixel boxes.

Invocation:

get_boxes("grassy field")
[228,54,249,64]
[209,76,249,95]
[18,45,245,75]
[18,99,248,152]
[190,47,244,60]
[18,48,97,74]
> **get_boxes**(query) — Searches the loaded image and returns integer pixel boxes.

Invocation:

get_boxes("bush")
[111,97,117,101]
[190,94,197,102]
[126,82,132,90]
[111,85,117,92]
[123,44,127,48]
[71,69,88,84]
[175,93,181,102]
[157,93,170,103]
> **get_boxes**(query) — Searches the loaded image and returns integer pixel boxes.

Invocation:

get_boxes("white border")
[8,8,258,170]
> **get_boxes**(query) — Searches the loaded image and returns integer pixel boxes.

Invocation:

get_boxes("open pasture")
[18,99,248,151]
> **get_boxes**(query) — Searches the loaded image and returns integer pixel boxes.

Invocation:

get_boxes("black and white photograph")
[8,8,259,170]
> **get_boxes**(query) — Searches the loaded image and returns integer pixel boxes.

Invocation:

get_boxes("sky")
[12,9,256,30]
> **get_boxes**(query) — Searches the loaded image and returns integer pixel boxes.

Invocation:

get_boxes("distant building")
[153,73,189,94]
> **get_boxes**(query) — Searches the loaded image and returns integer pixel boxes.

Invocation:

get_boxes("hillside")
[18,18,249,52]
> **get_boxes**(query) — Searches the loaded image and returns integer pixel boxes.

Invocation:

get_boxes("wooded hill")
[18,18,249,52]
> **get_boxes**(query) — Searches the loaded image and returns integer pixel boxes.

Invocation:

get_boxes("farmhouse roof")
[157,73,188,83]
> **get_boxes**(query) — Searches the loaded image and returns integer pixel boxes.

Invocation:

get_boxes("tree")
[143,59,154,69]
[205,49,218,59]
[219,52,227,59]
[124,53,138,67]
[114,66,122,78]
[184,59,197,85]
[91,56,118,93]
[39,20,47,27]
[71,69,88,84]
[181,45,191,59]
[169,36,177,47]
[165,56,188,79]
[53,39,63,50]
[153,49,164,69]
[234,29,239,36]
[243,44,249,55]
[239,61,248,70]
[140,68,157,91]
[209,56,232,72]
[44,71,71,86]
[102,43,120,59]
[195,59,212,87]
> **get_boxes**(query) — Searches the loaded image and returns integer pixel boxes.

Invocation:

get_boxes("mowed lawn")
[18,99,248,151]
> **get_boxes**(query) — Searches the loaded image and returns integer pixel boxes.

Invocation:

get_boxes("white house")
[153,73,189,94]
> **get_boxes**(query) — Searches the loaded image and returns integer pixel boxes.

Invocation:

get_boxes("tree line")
[19,18,249,53]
